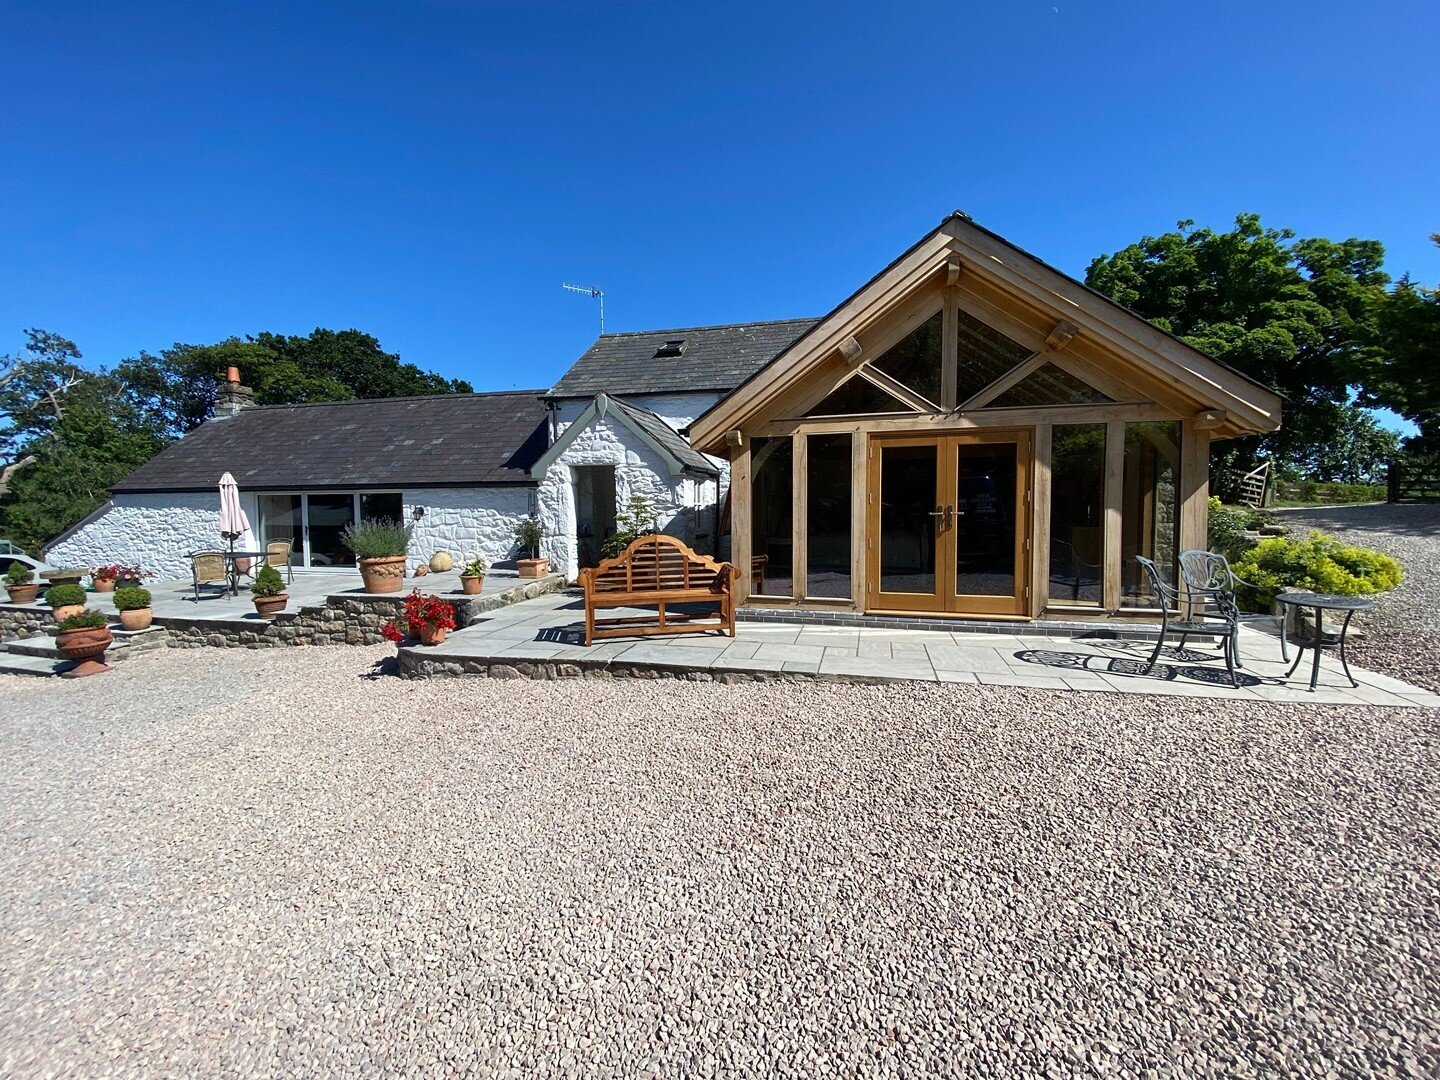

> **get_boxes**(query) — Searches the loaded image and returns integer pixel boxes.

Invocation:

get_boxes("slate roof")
[604,396,721,475]
[111,392,550,493]
[548,318,820,397]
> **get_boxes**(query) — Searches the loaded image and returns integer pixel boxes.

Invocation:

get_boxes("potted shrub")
[55,609,114,676]
[91,563,125,593]
[249,563,289,619]
[382,589,457,646]
[45,583,88,623]
[459,555,488,595]
[113,586,154,631]
[341,517,409,594]
[4,563,39,604]
[514,517,548,578]
[115,565,150,590]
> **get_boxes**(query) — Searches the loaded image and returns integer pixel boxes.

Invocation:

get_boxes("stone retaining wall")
[0,606,56,640]
[397,653,833,685]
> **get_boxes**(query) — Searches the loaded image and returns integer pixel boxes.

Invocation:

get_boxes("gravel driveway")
[1,646,1437,1077]
[1274,502,1440,691]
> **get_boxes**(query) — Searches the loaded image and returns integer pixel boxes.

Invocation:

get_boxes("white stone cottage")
[49,213,1283,618]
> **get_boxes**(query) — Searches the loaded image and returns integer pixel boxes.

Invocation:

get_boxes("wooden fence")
[1388,459,1440,503]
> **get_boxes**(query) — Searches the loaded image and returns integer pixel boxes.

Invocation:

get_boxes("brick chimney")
[214,365,255,418]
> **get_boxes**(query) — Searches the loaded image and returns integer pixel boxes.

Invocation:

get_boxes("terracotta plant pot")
[517,557,549,579]
[92,576,116,593]
[5,583,39,604]
[460,574,484,595]
[118,607,153,631]
[51,603,84,623]
[55,625,113,677]
[253,594,289,620]
[418,622,448,646]
[358,555,407,594]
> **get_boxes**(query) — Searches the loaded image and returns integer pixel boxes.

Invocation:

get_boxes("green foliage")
[57,609,107,631]
[1231,531,1404,610]
[513,517,543,559]
[44,583,86,607]
[249,564,286,597]
[1272,480,1386,505]
[600,495,657,560]
[1206,498,1262,558]
[1086,215,1390,473]
[341,517,409,559]
[460,556,488,577]
[1358,235,1440,448]
[112,586,152,611]
[4,562,33,585]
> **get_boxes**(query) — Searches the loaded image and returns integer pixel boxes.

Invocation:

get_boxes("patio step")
[0,651,75,677]
[1,626,168,661]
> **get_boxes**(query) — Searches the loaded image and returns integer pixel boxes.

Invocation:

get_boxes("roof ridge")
[238,390,546,412]
[596,316,820,339]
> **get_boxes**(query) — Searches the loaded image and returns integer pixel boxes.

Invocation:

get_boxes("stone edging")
[396,651,894,686]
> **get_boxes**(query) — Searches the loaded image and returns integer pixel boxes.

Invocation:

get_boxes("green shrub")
[600,495,657,560]
[513,517,544,559]
[113,586,152,611]
[250,564,286,597]
[57,609,108,631]
[1206,498,1263,558]
[1231,530,1404,611]
[4,563,34,585]
[340,517,409,559]
[45,583,87,608]
[1273,480,1386,505]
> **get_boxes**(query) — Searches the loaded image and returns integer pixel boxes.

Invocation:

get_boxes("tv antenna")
[562,282,605,333]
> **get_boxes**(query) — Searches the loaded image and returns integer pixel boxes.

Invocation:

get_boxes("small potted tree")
[113,586,154,631]
[91,564,124,593]
[382,589,457,646]
[45,583,88,623]
[4,563,39,604]
[55,609,114,677]
[459,555,488,595]
[341,518,409,594]
[514,517,548,578]
[250,563,289,619]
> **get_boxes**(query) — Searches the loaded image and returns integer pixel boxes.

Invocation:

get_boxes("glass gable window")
[1120,421,1181,608]
[871,311,943,405]
[955,308,1034,405]
[805,434,851,598]
[749,437,794,597]
[805,375,916,417]
[991,364,1114,408]
[1048,425,1105,606]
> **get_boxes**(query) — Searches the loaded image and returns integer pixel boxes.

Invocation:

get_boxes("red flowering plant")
[382,589,456,643]
[94,564,151,584]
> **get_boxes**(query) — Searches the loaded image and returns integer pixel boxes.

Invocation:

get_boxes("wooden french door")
[866,431,1031,616]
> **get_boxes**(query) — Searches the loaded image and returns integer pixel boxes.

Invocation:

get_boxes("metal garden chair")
[1134,555,1240,687]
[1176,549,1287,668]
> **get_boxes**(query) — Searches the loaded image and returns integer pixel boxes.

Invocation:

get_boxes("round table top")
[1275,590,1376,612]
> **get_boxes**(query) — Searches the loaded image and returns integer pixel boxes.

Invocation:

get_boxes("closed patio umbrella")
[218,472,254,571]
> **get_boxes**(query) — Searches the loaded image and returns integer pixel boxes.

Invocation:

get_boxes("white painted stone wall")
[403,487,537,571]
[538,414,722,581]
[45,492,227,581]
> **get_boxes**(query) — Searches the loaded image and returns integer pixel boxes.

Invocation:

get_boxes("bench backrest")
[583,534,732,594]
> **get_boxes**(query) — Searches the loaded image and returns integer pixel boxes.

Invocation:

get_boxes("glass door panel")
[306,494,357,567]
[870,441,943,610]
[258,494,302,559]
[951,434,1028,615]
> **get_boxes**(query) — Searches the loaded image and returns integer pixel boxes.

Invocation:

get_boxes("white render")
[537,412,721,581]
[45,492,227,581]
[403,487,537,571]
[552,391,721,434]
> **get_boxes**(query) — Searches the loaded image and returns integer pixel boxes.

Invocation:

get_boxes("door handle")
[929,505,947,529]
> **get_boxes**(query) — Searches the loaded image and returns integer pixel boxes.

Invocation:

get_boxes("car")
[0,541,48,578]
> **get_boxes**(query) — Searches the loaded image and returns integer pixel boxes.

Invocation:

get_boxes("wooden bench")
[579,534,736,646]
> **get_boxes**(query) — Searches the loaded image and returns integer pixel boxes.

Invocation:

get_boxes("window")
[955,307,1034,405]
[805,375,916,417]
[749,437,793,597]
[654,339,686,357]
[360,492,404,523]
[1120,421,1181,608]
[990,364,1113,408]
[805,434,851,598]
[871,312,943,405]
[1048,425,1105,606]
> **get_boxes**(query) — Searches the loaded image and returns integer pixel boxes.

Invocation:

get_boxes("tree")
[0,329,88,497]
[1085,215,1390,472]
[1359,234,1440,451]
[116,328,474,436]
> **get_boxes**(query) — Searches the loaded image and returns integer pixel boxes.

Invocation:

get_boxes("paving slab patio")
[403,592,1440,706]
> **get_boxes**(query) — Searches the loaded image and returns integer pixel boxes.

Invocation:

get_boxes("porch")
[396,593,1440,708]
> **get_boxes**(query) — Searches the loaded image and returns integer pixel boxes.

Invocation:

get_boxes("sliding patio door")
[256,491,403,569]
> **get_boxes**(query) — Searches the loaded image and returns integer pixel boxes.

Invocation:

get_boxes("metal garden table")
[221,551,269,596]
[1275,591,1375,691]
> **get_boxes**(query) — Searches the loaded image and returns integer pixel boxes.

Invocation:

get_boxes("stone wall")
[403,486,537,572]
[0,605,56,640]
[537,414,722,581]
[398,651,813,685]
[45,493,223,581]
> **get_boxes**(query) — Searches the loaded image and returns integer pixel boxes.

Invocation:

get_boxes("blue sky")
[3,0,1436,420]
